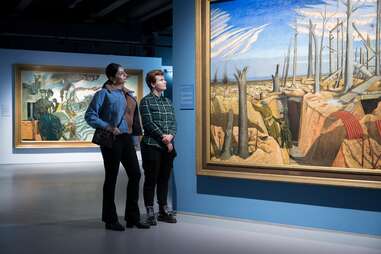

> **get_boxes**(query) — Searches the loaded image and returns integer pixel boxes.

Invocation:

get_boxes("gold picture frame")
[195,0,381,188]
[14,64,143,148]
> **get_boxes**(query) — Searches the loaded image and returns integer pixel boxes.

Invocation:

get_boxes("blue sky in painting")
[211,0,378,80]
[212,0,325,56]
[214,0,323,49]
[211,0,328,79]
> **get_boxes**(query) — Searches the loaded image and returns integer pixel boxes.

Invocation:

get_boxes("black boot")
[146,206,157,226]
[158,205,177,223]
[105,222,125,231]
[126,220,150,229]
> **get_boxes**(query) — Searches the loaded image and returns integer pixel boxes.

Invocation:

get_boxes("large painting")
[14,64,143,148]
[196,0,381,188]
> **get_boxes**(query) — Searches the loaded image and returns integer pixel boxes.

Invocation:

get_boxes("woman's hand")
[106,126,121,135]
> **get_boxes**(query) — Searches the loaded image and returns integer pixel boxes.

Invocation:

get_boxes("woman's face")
[113,67,128,85]
[152,75,167,92]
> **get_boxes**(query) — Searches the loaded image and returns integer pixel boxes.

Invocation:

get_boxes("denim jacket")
[85,84,142,136]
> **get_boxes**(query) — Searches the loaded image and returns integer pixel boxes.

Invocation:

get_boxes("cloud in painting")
[295,0,376,40]
[211,8,268,59]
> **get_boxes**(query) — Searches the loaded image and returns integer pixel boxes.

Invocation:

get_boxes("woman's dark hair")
[105,63,122,79]
[145,69,164,90]
[102,63,122,88]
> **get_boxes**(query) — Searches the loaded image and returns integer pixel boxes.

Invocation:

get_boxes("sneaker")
[158,206,177,223]
[146,215,157,226]
[145,206,157,226]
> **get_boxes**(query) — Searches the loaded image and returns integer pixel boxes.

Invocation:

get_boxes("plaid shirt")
[139,92,177,149]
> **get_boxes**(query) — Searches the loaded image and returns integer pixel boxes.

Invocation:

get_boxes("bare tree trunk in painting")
[281,56,286,85]
[308,19,313,78]
[319,6,328,79]
[311,23,320,93]
[337,19,340,72]
[341,22,344,73]
[329,31,333,74]
[376,0,381,75]
[344,0,354,92]
[220,109,234,160]
[367,34,371,70]
[234,67,250,159]
[273,64,280,92]
[283,38,292,87]
[292,20,298,85]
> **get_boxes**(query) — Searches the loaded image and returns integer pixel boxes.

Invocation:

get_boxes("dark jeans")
[141,144,174,207]
[100,134,141,223]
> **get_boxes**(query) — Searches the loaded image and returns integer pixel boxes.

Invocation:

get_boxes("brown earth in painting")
[332,138,381,169]
[300,100,381,168]
[210,93,286,162]
[211,95,268,133]
[210,77,381,169]
[362,113,381,145]
[212,136,287,165]
[210,125,277,158]
[298,92,365,158]
[332,105,381,169]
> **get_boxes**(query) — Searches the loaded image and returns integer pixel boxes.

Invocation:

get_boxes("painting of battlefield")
[16,65,140,146]
[209,0,381,170]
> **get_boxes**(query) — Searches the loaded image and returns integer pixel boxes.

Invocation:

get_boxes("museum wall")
[172,0,381,235]
[0,48,161,164]
[154,35,172,66]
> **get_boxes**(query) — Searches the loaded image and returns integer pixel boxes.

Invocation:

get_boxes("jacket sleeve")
[84,90,110,130]
[139,97,163,140]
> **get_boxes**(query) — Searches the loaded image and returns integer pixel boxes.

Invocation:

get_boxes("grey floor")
[0,162,380,254]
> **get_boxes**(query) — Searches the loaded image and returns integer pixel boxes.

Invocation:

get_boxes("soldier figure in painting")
[252,100,282,145]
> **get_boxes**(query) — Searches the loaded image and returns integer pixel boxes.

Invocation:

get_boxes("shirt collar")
[150,91,164,99]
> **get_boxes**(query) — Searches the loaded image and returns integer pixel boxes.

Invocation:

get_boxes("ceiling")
[0,0,172,56]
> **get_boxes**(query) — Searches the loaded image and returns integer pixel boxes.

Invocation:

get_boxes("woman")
[139,69,177,226]
[85,63,150,231]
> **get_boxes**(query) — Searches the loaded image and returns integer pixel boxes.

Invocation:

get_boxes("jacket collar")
[104,82,134,96]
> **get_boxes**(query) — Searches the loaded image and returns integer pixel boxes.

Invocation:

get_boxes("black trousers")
[100,134,141,223]
[141,144,174,207]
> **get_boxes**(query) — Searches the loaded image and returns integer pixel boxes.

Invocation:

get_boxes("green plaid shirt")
[139,92,177,149]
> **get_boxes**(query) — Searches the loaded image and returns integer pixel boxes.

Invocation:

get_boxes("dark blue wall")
[172,0,381,236]
[155,35,172,66]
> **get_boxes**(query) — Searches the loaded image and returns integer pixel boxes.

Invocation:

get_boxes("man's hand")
[162,134,174,144]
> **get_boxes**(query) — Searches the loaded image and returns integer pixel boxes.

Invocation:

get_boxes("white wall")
[0,49,161,164]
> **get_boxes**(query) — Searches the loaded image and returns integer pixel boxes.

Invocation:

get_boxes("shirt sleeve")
[139,97,164,140]
[85,90,110,130]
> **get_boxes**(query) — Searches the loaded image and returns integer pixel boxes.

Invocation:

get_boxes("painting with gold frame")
[196,0,381,188]
[14,64,143,148]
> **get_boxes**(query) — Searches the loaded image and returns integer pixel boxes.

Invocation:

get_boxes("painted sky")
[211,0,377,80]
